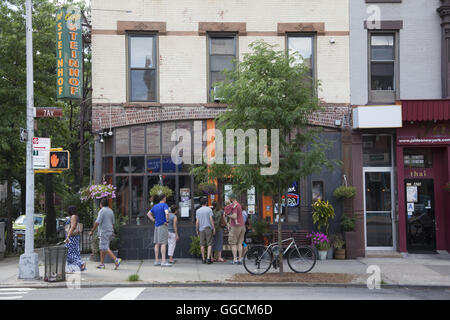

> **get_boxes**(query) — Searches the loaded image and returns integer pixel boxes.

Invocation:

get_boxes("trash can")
[44,245,67,282]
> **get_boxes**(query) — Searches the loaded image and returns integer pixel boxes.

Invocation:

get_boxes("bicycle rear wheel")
[287,246,316,273]
[243,245,273,275]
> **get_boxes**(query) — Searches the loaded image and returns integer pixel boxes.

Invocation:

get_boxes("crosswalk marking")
[100,288,145,300]
[0,296,23,300]
[0,288,34,300]
[0,288,34,292]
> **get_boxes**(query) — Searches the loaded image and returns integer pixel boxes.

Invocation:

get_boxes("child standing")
[167,205,179,264]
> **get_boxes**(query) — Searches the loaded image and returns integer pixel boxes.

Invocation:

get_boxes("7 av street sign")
[33,107,62,118]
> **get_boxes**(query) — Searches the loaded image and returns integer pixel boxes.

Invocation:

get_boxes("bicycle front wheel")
[243,245,273,275]
[287,246,316,273]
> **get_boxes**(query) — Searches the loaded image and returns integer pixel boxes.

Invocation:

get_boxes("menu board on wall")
[180,188,191,217]
[406,186,418,203]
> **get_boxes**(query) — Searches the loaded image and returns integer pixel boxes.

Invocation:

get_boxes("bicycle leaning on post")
[243,231,317,275]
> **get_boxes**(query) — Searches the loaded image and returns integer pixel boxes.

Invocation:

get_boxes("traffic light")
[49,151,70,170]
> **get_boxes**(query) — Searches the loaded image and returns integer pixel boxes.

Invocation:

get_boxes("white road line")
[0,288,34,300]
[0,296,23,300]
[0,288,34,292]
[0,292,29,295]
[100,288,145,300]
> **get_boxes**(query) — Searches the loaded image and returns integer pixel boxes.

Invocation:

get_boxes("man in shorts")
[147,194,172,267]
[89,198,122,269]
[224,193,245,265]
[196,197,215,264]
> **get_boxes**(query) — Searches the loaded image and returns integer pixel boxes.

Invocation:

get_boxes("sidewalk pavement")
[0,251,449,289]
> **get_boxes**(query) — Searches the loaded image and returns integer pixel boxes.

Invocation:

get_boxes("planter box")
[344,231,358,259]
[335,248,346,259]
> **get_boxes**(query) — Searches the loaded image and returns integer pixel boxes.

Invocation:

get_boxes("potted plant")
[307,232,330,261]
[249,219,271,244]
[327,234,340,259]
[189,235,202,258]
[445,182,450,192]
[333,234,346,260]
[341,213,357,259]
[333,186,356,199]
[312,199,335,234]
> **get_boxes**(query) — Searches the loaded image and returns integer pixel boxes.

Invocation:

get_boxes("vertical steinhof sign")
[56,7,83,99]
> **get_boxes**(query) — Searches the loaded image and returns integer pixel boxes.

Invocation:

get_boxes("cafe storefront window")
[108,121,207,225]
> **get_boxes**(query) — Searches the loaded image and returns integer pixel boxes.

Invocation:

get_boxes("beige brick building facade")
[92,0,351,132]
[91,0,352,259]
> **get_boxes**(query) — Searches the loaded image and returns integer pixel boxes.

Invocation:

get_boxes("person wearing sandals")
[196,197,216,264]
[64,206,86,273]
[89,198,122,270]
[211,200,226,263]
[167,205,179,264]
[147,194,172,267]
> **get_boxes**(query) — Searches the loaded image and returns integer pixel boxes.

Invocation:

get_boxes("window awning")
[401,100,450,122]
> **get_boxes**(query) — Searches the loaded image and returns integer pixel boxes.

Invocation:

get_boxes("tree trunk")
[44,173,56,243]
[5,175,14,253]
[277,188,283,273]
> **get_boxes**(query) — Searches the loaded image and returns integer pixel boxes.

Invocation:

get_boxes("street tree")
[192,41,337,272]
[0,0,92,249]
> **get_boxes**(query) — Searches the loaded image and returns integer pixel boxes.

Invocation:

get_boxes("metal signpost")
[18,0,39,280]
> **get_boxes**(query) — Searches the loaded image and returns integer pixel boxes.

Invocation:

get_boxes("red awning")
[402,99,450,122]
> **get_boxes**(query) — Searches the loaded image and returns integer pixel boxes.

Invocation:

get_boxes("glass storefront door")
[364,171,394,247]
[405,179,436,252]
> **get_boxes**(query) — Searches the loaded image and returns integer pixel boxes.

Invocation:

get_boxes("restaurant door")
[405,179,436,252]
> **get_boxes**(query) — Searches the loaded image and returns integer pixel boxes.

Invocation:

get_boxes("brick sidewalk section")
[0,252,449,289]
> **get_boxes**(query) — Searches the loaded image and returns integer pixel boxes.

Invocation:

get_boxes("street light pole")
[18,0,39,280]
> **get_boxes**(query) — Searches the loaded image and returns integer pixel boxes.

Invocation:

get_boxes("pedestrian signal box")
[49,151,70,170]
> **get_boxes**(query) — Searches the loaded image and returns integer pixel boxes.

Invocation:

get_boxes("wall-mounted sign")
[56,7,83,99]
[282,182,299,207]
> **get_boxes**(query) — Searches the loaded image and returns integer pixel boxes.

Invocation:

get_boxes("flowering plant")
[307,232,330,251]
[80,182,116,201]
[198,182,218,195]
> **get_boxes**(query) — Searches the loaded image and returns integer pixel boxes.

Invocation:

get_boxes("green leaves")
[195,40,337,199]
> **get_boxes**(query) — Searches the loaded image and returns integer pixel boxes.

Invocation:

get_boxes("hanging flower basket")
[149,185,174,201]
[333,186,356,199]
[198,182,218,195]
[80,182,116,201]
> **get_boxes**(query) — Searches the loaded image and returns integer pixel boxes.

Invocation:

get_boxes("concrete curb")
[1,281,450,290]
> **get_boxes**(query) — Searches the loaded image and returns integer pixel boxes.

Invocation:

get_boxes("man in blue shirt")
[147,194,172,267]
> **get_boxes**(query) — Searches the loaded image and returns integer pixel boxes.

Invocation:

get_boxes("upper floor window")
[209,35,236,102]
[369,33,397,103]
[287,34,315,80]
[128,34,157,102]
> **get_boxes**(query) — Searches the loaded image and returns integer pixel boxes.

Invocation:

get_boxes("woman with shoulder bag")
[211,201,226,262]
[64,206,86,273]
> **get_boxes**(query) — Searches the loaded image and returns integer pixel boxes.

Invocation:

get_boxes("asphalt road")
[1,286,449,300]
